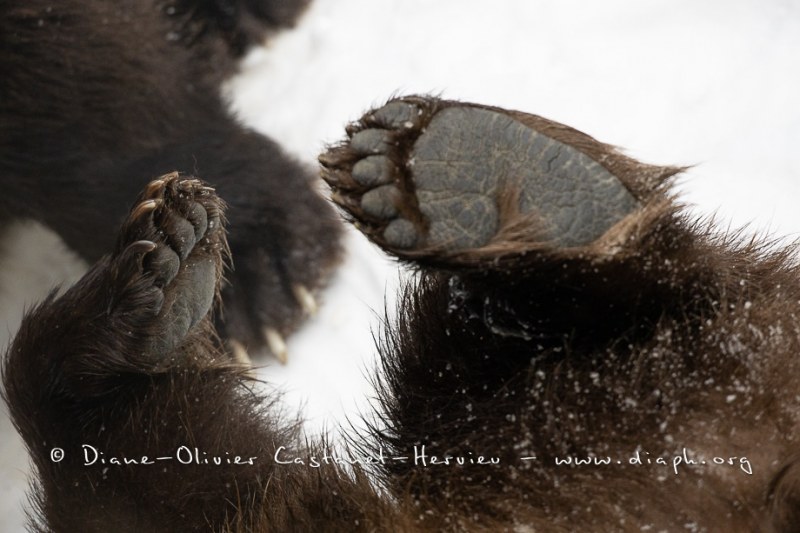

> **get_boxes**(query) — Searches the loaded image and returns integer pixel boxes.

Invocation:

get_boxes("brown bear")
[4,93,800,531]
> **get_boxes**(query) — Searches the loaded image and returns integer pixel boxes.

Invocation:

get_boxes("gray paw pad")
[161,213,197,261]
[361,185,401,218]
[371,101,422,130]
[144,245,180,288]
[148,259,216,356]
[384,219,418,248]
[353,155,395,187]
[185,202,209,241]
[410,107,639,249]
[350,129,393,155]
[418,192,499,249]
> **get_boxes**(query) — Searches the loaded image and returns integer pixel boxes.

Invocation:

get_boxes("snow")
[2,0,800,530]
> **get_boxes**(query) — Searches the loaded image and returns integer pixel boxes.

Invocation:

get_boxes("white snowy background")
[2,0,800,530]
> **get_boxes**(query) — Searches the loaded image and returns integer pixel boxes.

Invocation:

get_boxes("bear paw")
[109,173,227,360]
[321,96,643,261]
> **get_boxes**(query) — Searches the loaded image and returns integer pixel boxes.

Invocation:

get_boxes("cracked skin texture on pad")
[409,106,640,249]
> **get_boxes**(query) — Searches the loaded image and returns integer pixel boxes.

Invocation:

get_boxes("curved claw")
[144,178,167,198]
[264,328,288,365]
[292,284,318,315]
[131,199,160,220]
[228,339,252,367]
